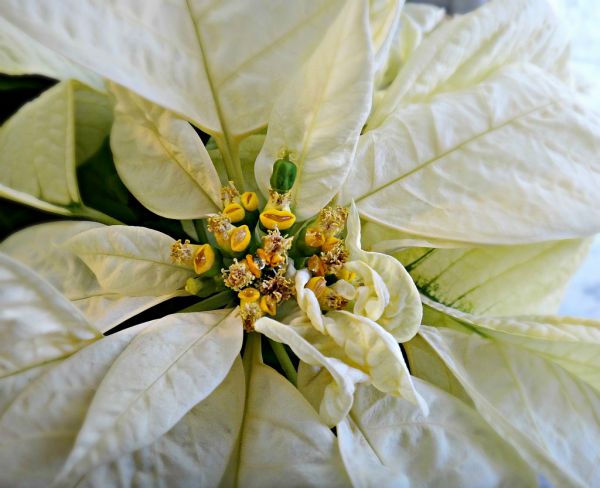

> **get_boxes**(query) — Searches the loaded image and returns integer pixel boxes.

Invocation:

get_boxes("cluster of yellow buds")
[170,156,361,330]
[295,205,356,311]
[214,158,299,330]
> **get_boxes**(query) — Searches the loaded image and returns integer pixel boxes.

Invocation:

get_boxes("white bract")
[1,0,600,485]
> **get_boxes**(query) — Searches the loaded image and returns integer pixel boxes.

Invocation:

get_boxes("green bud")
[270,158,297,193]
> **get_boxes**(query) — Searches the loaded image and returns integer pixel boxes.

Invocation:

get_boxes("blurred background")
[409,0,600,318]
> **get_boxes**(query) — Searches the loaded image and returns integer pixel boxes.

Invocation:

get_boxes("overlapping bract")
[1,0,600,486]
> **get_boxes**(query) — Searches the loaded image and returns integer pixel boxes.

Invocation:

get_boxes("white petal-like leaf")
[255,0,374,219]
[55,310,242,485]
[346,203,422,341]
[79,357,245,488]
[369,0,403,84]
[222,335,350,487]
[342,64,600,244]
[338,380,536,488]
[420,325,600,487]
[110,84,222,219]
[395,238,592,315]
[1,0,345,188]
[0,252,100,378]
[0,325,143,486]
[0,80,116,220]
[370,0,570,127]
[256,310,422,426]
[65,225,195,296]
[422,297,600,392]
[0,17,103,90]
[1,221,180,333]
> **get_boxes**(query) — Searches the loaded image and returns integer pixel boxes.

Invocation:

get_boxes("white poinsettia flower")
[1,0,600,486]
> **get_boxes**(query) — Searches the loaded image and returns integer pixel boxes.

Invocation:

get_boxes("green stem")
[215,135,245,191]
[76,205,123,225]
[268,339,297,386]
[179,290,235,313]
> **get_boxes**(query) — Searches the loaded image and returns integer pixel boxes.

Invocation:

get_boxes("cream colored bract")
[1,0,600,486]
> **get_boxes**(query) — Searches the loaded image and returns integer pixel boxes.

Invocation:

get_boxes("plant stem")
[268,339,297,386]
[215,135,245,191]
[76,205,123,225]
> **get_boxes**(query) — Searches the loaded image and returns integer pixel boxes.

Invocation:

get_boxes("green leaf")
[65,225,195,296]
[55,309,242,485]
[394,238,592,315]
[255,0,374,220]
[337,380,536,487]
[341,64,600,244]
[420,325,600,487]
[110,84,222,219]
[0,252,101,379]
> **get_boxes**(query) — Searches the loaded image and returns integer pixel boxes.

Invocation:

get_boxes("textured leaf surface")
[1,221,178,332]
[66,225,195,296]
[56,310,242,485]
[370,0,570,126]
[337,380,535,488]
[341,64,600,244]
[420,325,600,487]
[346,203,422,341]
[0,80,113,217]
[0,252,100,378]
[0,16,103,89]
[256,308,421,426]
[79,357,245,488]
[110,84,222,219]
[394,238,592,315]
[422,297,600,392]
[0,325,142,486]
[222,335,350,487]
[1,0,342,139]
[255,0,373,219]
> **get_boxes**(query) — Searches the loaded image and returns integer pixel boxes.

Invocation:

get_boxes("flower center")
[171,158,355,330]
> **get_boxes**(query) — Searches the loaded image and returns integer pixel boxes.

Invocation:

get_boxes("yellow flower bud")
[240,192,259,211]
[260,295,277,316]
[238,287,260,304]
[192,244,216,275]
[321,236,340,252]
[230,225,251,252]
[260,209,296,230]
[223,203,245,223]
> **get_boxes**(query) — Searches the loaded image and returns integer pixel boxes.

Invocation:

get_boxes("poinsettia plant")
[1,0,600,486]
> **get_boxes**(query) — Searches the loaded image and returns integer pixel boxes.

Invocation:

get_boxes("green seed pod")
[270,158,297,193]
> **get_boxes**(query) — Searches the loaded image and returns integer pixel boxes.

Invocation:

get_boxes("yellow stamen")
[321,236,340,252]
[306,276,327,299]
[223,203,245,223]
[241,192,259,211]
[338,268,357,283]
[230,225,251,252]
[305,227,325,248]
[260,295,277,316]
[238,287,260,304]
[260,209,296,230]
[245,254,262,278]
[307,254,326,276]
[192,244,215,275]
